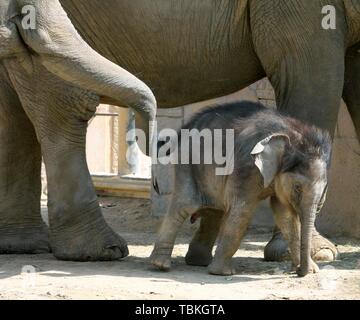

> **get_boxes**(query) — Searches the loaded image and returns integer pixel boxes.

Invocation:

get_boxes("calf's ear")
[251,134,290,188]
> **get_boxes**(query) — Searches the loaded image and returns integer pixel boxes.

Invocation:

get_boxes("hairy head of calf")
[250,115,331,208]
[249,110,331,276]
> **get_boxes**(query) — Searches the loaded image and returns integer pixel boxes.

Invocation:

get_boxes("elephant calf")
[150,101,331,277]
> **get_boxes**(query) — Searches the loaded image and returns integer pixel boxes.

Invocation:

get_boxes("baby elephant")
[150,101,331,277]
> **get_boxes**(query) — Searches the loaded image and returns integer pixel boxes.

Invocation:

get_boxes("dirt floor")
[0,197,359,300]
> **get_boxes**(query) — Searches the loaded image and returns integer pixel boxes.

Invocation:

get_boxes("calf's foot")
[185,243,213,266]
[208,260,236,276]
[149,244,173,271]
[296,259,320,277]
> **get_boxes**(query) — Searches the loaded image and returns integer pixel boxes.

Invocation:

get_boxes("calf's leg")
[265,198,338,263]
[151,166,202,270]
[150,202,201,271]
[185,209,223,267]
[208,203,254,276]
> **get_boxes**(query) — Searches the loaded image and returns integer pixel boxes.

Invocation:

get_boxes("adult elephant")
[0,0,358,261]
[0,0,156,260]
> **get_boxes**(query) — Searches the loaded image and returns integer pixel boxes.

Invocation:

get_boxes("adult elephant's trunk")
[297,205,317,277]
[14,0,156,154]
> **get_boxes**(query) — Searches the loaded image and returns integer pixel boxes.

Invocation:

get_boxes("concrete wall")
[86,105,119,175]
[319,103,360,238]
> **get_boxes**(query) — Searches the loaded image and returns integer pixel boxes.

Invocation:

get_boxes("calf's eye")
[293,184,302,196]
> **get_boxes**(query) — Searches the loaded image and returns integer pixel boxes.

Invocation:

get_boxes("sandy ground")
[0,197,359,300]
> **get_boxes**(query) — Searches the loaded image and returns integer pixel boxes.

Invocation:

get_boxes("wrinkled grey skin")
[60,0,357,261]
[1,0,359,261]
[0,0,156,259]
[150,101,332,277]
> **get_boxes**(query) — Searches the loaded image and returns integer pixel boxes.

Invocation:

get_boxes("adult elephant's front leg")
[0,64,49,254]
[42,133,128,261]
[6,61,128,261]
[250,1,346,262]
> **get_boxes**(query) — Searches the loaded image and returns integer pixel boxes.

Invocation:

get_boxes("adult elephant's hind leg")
[343,44,360,143]
[0,65,49,254]
[185,209,223,267]
[6,62,128,261]
[265,54,342,263]
[264,227,338,262]
[264,226,290,262]
[251,5,346,262]
[263,54,342,263]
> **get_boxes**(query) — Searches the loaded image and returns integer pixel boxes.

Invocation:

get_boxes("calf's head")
[251,127,331,277]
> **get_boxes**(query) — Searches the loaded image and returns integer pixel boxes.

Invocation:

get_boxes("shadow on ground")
[0,231,358,285]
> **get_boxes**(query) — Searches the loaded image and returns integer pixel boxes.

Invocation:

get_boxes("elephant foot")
[208,260,236,276]
[264,230,290,262]
[149,245,173,271]
[185,243,213,266]
[311,232,338,261]
[264,230,338,262]
[0,223,50,254]
[50,220,129,261]
[150,254,172,271]
[295,259,320,277]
